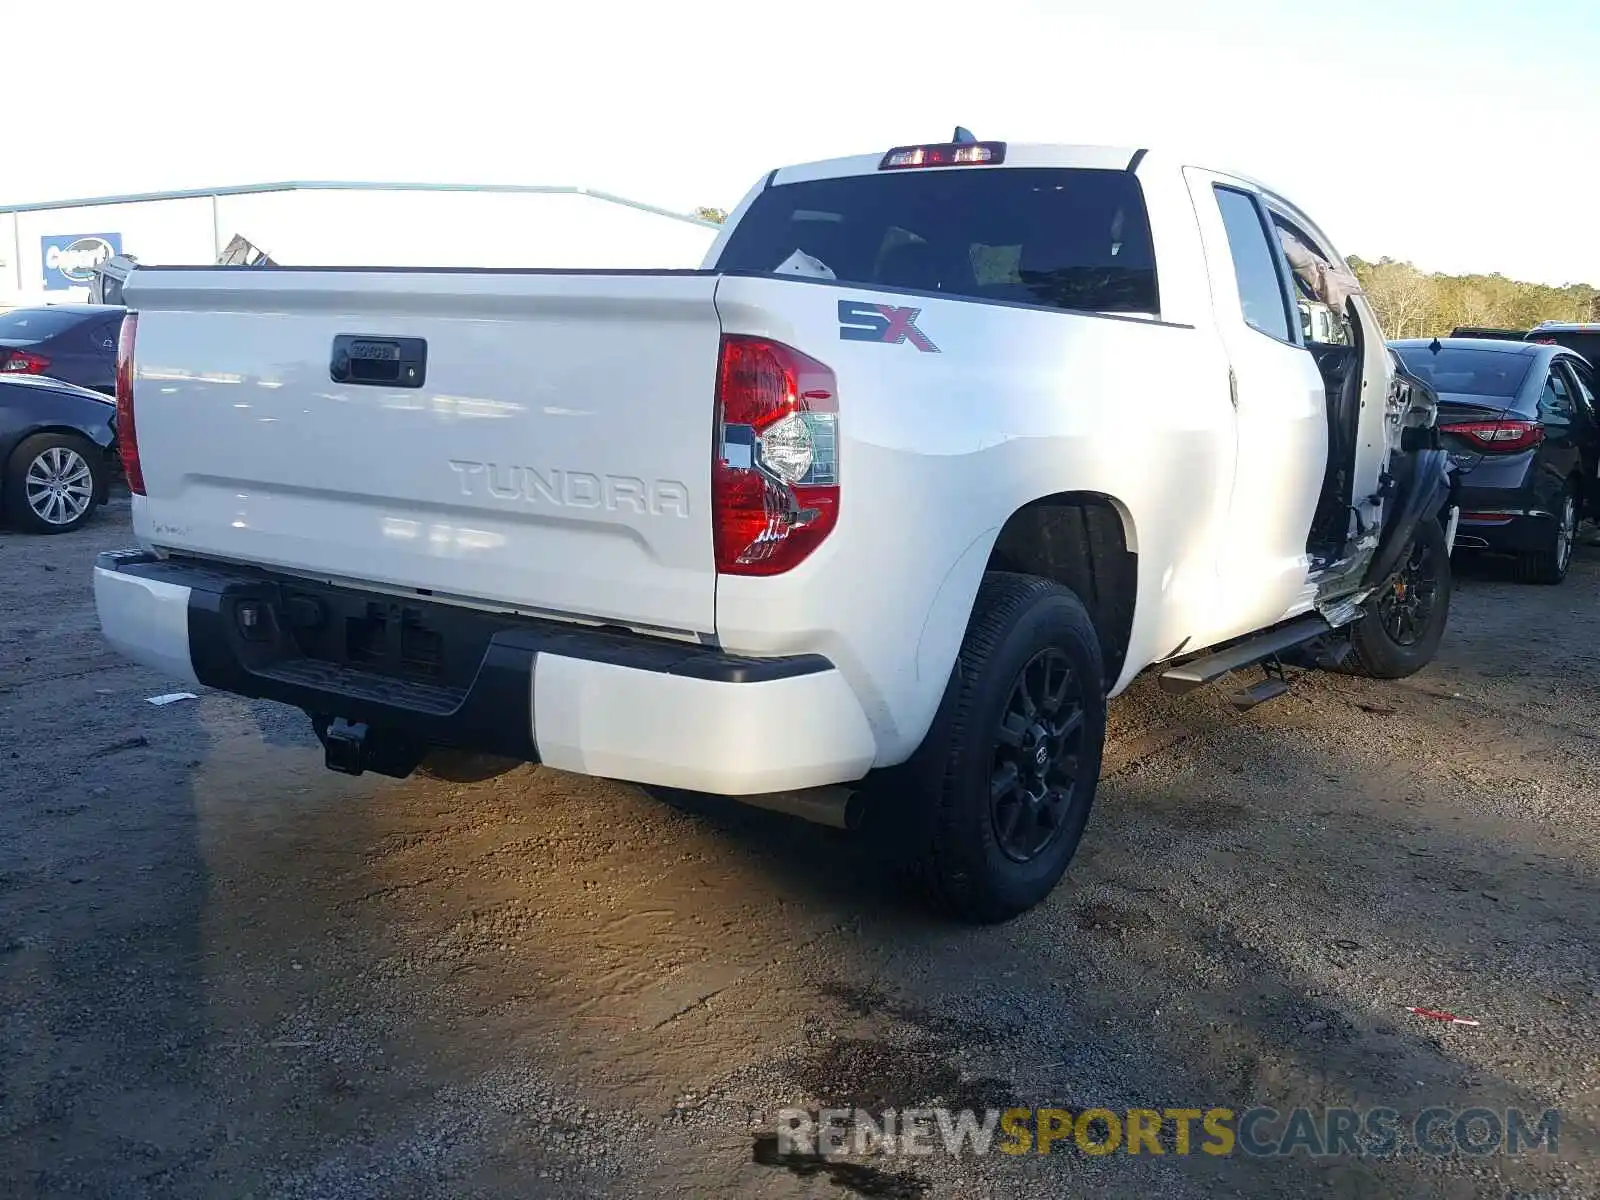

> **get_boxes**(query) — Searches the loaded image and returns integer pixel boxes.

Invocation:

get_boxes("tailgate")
[124,268,721,633]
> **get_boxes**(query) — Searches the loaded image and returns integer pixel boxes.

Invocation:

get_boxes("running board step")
[1230,676,1290,711]
[1158,615,1333,695]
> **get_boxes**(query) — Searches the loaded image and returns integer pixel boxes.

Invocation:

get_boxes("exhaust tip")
[735,785,862,830]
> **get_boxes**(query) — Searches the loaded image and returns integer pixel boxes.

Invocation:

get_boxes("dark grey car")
[0,305,125,396]
[0,374,118,533]
[1391,338,1600,583]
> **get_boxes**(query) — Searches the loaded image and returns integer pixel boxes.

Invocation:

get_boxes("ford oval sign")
[40,233,122,291]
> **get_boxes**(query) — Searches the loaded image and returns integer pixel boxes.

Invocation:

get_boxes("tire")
[1347,516,1452,679]
[4,432,105,534]
[872,571,1107,924]
[1513,482,1578,586]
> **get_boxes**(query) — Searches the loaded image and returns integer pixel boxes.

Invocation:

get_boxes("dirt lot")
[2,500,1597,1199]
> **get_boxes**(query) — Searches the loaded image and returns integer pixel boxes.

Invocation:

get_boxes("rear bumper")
[1451,488,1559,553]
[1450,473,1563,553]
[93,551,877,794]
[94,553,201,685]
[1451,515,1554,554]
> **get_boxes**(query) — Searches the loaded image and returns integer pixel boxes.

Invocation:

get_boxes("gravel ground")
[2,499,1596,1199]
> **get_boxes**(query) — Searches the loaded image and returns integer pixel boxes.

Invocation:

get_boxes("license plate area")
[218,579,513,692]
[343,601,446,680]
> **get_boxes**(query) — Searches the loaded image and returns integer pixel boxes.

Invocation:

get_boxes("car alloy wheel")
[1378,532,1441,648]
[1555,492,1576,575]
[25,445,95,527]
[989,646,1087,863]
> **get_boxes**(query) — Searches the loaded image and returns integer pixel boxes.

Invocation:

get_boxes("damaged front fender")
[1363,448,1456,590]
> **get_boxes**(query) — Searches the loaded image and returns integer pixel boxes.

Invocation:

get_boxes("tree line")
[1349,256,1599,339]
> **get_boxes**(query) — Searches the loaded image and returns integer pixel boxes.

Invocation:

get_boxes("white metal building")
[0,182,721,307]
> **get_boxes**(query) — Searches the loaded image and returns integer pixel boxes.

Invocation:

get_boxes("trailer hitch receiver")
[315,716,427,779]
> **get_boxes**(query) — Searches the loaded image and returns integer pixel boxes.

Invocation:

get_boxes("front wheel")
[874,572,1107,924]
[1346,516,1452,679]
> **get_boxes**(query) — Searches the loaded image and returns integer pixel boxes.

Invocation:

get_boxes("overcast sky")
[9,0,1595,285]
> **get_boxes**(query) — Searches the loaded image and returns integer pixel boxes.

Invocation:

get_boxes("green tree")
[1348,256,1597,338]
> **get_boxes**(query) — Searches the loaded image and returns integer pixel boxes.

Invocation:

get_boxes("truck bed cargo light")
[879,141,1006,170]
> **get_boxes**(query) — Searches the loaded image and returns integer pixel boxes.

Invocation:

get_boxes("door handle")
[1228,366,1239,410]
[330,334,427,389]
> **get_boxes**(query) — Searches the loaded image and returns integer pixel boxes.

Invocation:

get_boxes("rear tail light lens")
[114,313,145,495]
[1,350,51,374]
[712,336,839,575]
[1439,418,1545,453]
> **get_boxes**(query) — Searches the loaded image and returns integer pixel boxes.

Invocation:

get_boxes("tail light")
[115,313,145,495]
[1,349,51,375]
[1438,418,1545,453]
[712,336,839,575]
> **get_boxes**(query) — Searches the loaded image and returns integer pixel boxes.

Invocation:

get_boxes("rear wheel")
[873,572,1106,924]
[1346,516,1452,679]
[1514,483,1577,585]
[4,432,105,534]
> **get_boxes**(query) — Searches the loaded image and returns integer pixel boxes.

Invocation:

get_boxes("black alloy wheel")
[1344,516,1452,679]
[990,647,1087,863]
[1376,532,1441,647]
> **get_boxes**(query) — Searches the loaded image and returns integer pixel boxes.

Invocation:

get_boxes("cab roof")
[770,142,1149,187]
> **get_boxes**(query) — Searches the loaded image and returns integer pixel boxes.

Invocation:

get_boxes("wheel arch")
[981,491,1140,685]
[7,422,114,460]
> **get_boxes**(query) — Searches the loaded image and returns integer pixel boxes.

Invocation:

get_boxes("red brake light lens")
[1,350,51,374]
[712,336,839,575]
[114,313,145,495]
[879,141,1006,170]
[1438,418,1545,453]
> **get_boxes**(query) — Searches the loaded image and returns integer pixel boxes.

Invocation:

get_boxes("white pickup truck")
[95,134,1456,922]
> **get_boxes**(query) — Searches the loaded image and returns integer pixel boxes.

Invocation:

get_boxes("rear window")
[716,167,1159,316]
[1391,346,1535,398]
[0,308,89,340]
